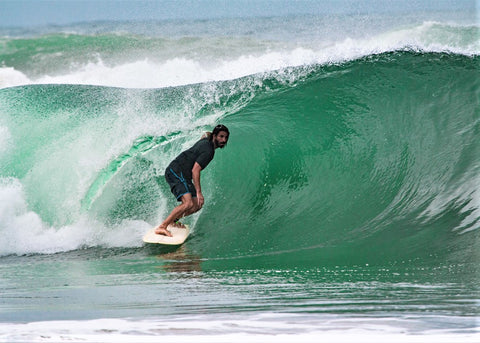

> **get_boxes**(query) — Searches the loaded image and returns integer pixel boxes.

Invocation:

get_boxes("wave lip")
[1,21,478,89]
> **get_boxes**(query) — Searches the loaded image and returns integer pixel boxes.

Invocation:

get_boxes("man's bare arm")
[192,162,204,207]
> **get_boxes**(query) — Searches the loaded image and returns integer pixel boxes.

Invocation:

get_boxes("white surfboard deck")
[142,224,190,245]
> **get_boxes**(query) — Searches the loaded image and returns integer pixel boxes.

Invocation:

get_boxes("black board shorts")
[165,168,196,201]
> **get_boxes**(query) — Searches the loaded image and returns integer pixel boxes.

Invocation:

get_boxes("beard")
[214,137,226,149]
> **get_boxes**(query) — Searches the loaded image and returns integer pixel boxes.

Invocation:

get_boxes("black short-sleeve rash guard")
[167,138,215,179]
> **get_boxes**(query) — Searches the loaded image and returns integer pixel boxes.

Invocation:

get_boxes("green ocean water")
[1,51,478,262]
[0,6,479,340]
[1,51,478,330]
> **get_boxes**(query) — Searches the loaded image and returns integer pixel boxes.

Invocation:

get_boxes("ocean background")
[0,0,479,341]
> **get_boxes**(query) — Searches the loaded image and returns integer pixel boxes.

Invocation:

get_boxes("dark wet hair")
[212,124,229,137]
[205,124,230,142]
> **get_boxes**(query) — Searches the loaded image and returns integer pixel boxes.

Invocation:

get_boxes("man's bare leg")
[155,202,189,236]
[171,199,202,228]
[155,194,199,236]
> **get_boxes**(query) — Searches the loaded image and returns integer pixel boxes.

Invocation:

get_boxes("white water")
[1,313,479,343]
[1,22,478,90]
[0,177,148,256]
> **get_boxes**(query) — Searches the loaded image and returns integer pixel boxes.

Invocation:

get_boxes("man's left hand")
[197,192,204,208]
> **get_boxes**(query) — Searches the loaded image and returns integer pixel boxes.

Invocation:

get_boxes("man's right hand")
[155,226,173,237]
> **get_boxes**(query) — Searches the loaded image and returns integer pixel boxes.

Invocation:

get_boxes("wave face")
[199,52,480,266]
[1,50,478,265]
[0,14,479,265]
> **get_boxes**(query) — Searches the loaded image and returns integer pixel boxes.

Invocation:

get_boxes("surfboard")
[142,224,190,245]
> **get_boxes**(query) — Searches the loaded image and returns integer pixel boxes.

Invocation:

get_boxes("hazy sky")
[0,0,476,28]
[1,0,328,27]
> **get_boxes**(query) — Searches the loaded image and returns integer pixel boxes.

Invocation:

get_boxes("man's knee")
[185,200,202,215]
[181,197,195,211]
[179,194,202,215]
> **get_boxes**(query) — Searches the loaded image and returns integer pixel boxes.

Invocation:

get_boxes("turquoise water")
[0,1,479,341]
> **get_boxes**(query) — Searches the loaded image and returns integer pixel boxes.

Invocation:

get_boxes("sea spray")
[1,21,478,89]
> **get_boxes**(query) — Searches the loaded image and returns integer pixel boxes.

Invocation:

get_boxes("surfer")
[155,124,230,237]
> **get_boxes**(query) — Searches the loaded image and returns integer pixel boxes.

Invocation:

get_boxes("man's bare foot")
[155,226,172,237]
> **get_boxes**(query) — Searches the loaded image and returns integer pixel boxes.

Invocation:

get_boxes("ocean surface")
[0,1,479,341]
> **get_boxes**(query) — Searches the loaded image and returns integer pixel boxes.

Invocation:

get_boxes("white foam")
[1,22,477,90]
[0,177,150,256]
[0,67,31,89]
[0,314,478,343]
